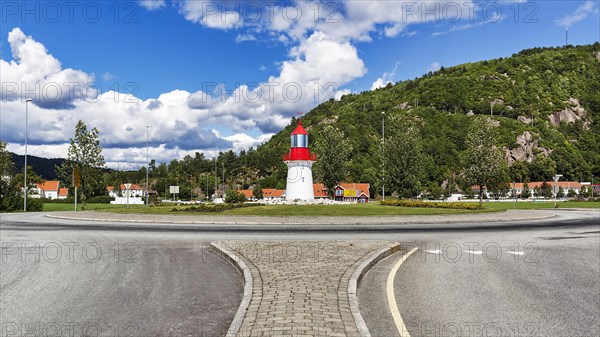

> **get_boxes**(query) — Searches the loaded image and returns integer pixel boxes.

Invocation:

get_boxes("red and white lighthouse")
[283,120,317,201]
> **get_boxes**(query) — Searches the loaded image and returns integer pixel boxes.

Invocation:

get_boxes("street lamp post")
[24,99,32,211]
[381,111,385,201]
[222,163,225,198]
[145,125,151,207]
[553,174,563,208]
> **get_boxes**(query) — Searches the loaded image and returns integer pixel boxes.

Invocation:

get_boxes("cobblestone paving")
[215,241,398,337]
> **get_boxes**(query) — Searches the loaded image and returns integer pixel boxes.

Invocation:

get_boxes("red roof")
[291,120,308,135]
[120,184,144,190]
[313,183,328,198]
[36,180,59,191]
[271,189,285,198]
[58,188,69,196]
[238,190,253,199]
[262,188,285,198]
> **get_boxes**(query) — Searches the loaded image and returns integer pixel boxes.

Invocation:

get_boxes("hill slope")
[247,43,600,193]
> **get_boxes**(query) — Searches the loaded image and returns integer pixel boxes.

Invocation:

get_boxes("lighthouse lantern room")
[284,120,316,200]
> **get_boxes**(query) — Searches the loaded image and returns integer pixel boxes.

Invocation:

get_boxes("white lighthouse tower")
[284,120,316,201]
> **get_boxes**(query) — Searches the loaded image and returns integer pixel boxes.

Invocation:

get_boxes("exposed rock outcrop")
[548,97,589,129]
[518,116,532,124]
[505,131,550,165]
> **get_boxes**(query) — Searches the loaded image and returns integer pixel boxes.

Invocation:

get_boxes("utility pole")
[381,111,385,201]
[24,98,32,211]
[222,163,225,198]
[146,125,151,207]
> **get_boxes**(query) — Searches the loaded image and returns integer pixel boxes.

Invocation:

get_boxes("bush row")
[171,203,259,213]
[381,200,483,210]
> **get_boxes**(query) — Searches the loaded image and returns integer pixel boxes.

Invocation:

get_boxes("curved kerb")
[211,241,253,337]
[348,242,402,337]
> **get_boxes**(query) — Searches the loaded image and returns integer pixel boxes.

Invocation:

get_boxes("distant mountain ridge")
[10,153,65,180]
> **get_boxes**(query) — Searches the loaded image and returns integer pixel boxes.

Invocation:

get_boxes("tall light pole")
[24,99,32,211]
[214,158,217,201]
[381,111,385,201]
[145,125,151,207]
[222,162,225,198]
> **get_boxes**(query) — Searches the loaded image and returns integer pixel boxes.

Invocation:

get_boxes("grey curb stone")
[211,241,254,337]
[348,242,402,337]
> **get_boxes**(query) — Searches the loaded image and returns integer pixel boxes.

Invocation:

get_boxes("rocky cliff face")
[548,98,589,129]
[505,131,550,165]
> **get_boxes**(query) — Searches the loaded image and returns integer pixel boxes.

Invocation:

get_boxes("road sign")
[170,186,179,194]
[73,167,81,187]
[124,183,132,190]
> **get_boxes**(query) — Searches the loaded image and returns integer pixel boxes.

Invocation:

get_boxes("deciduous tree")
[314,125,353,197]
[56,120,105,203]
[461,117,508,206]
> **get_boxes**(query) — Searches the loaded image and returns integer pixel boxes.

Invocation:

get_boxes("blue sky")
[1,0,599,164]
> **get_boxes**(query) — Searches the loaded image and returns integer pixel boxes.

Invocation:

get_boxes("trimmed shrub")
[381,200,483,210]
[85,196,113,204]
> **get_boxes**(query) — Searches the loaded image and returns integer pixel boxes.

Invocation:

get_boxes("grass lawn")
[95,202,492,216]
[44,200,598,216]
[42,203,126,212]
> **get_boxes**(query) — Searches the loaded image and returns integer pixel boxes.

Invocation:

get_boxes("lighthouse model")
[284,120,316,201]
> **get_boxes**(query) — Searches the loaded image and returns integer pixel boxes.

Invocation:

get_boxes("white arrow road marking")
[387,248,418,337]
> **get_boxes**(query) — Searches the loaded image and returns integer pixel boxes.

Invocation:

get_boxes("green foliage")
[461,117,508,204]
[522,183,531,199]
[85,195,113,204]
[385,115,424,198]
[172,203,258,213]
[253,185,263,199]
[56,120,105,203]
[225,189,246,203]
[314,124,353,195]
[381,200,483,210]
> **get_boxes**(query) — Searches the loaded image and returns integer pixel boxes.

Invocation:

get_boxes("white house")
[33,181,60,199]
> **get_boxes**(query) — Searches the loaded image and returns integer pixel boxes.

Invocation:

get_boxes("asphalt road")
[1,210,598,337]
[0,224,243,337]
[358,215,600,337]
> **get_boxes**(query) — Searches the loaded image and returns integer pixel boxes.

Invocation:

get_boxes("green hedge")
[172,203,259,213]
[85,196,113,204]
[381,200,483,210]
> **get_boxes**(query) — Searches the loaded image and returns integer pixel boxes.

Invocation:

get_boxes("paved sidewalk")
[214,241,399,337]
[44,210,556,225]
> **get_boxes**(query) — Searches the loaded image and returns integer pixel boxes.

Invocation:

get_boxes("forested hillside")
[242,43,600,195]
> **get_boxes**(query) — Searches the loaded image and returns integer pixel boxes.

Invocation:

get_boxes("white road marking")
[424,249,441,254]
[387,247,418,337]
[466,250,484,254]
[507,251,525,256]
